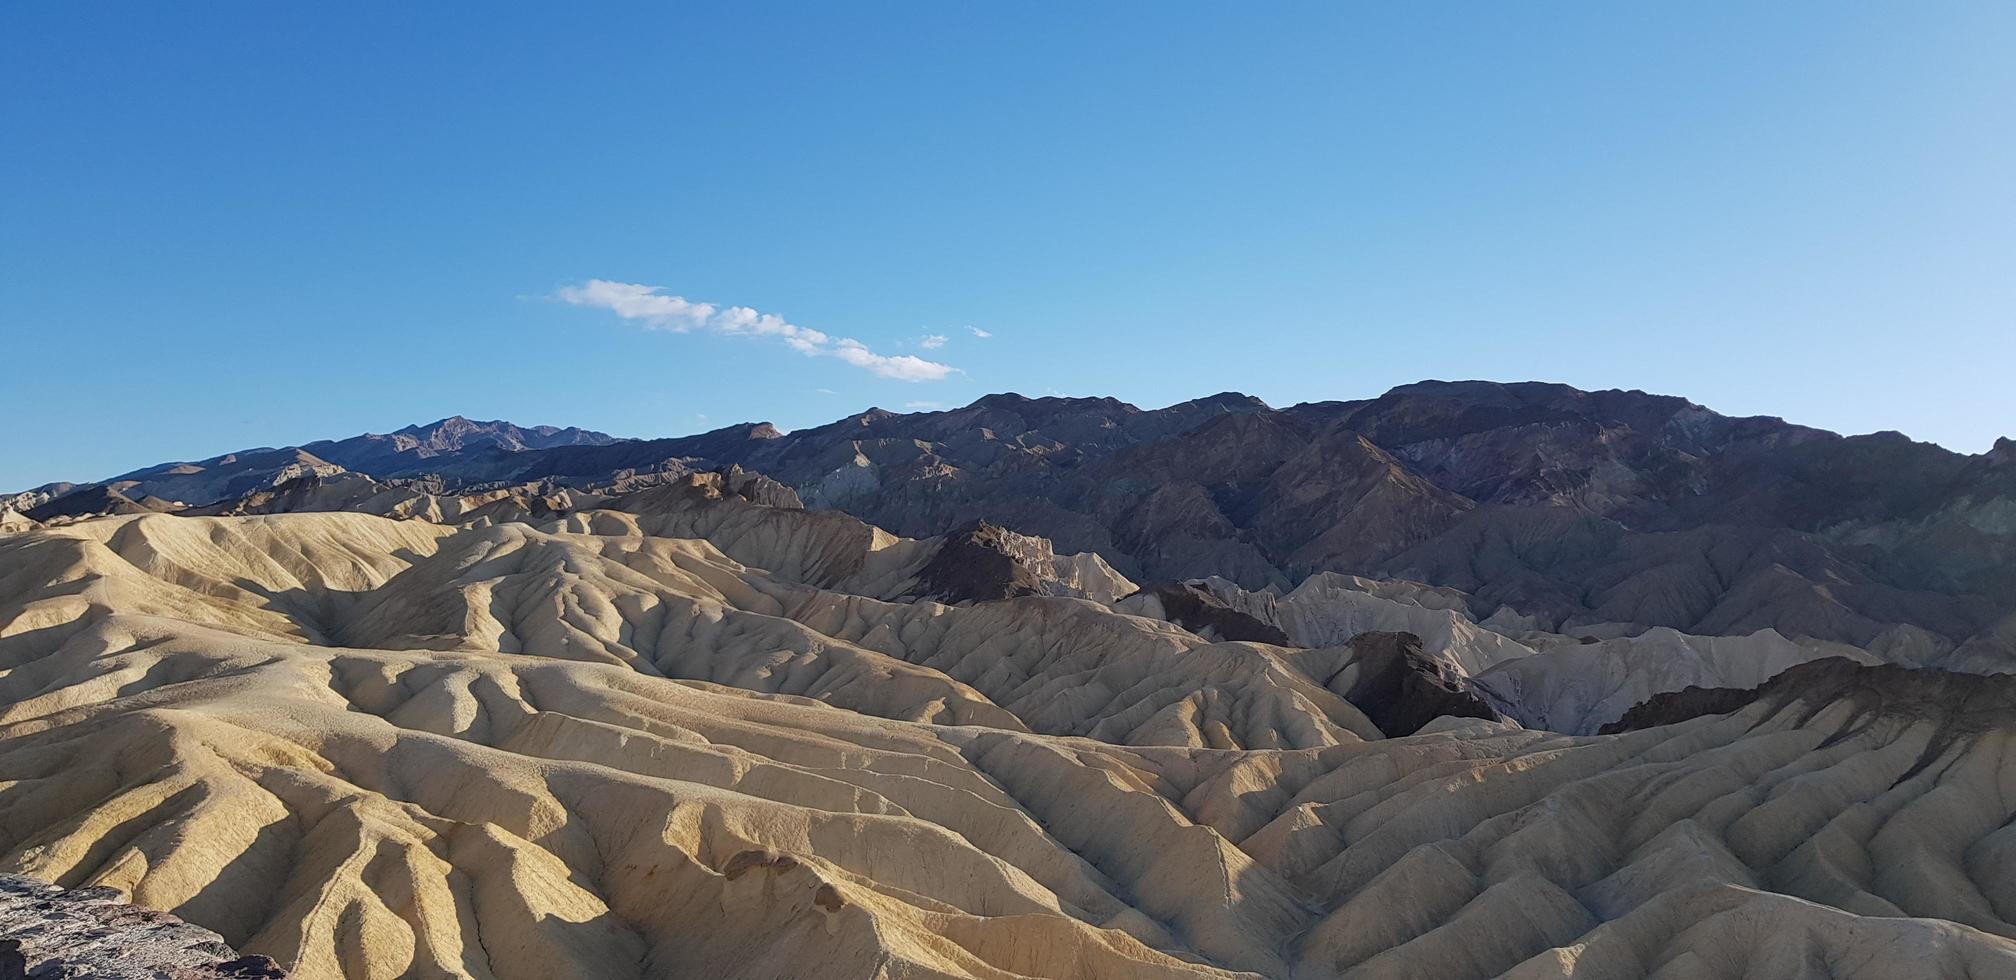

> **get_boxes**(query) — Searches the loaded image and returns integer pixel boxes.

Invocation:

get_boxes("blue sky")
[3,3,2012,490]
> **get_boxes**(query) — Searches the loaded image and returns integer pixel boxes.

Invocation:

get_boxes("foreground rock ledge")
[0,874,285,979]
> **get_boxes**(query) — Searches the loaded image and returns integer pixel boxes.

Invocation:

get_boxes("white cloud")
[967,326,992,338]
[557,279,957,382]
[919,333,947,349]
[904,400,945,411]
[814,388,837,395]
[828,338,958,382]
[554,279,716,329]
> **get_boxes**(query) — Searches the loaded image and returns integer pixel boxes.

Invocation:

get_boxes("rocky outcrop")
[1601,656,2016,736]
[1331,631,1504,736]
[0,875,283,978]
[1115,582,1292,645]
[709,463,804,510]
[907,520,1136,605]
[1598,681,1770,734]
[908,521,1056,602]
[21,485,175,523]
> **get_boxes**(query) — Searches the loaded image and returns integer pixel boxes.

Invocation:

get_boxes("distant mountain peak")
[367,416,619,455]
[1989,436,2016,466]
[1205,390,1269,406]
[969,392,1135,412]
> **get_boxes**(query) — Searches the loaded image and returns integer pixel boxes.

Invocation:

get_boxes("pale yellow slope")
[4,512,1377,749]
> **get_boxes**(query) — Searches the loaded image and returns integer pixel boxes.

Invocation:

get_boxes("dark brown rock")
[1600,658,2016,755]
[813,884,845,913]
[1124,583,1292,645]
[909,521,1051,603]
[1332,631,1503,736]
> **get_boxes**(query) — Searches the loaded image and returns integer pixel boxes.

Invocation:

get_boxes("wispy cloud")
[967,326,992,338]
[904,400,945,411]
[919,333,948,350]
[814,388,837,395]
[557,280,957,382]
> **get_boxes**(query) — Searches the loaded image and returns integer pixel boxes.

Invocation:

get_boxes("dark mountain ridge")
[301,415,619,475]
[13,381,2014,658]
[51,418,623,507]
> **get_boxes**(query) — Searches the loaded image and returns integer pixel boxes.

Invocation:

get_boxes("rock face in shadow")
[0,874,285,978]
[1600,682,1781,734]
[709,464,805,510]
[1600,656,2016,736]
[907,519,1134,604]
[21,486,171,523]
[1116,582,1293,645]
[909,521,1050,602]
[1334,631,1505,736]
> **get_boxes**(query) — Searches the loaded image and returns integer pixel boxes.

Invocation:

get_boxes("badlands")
[4,383,2016,978]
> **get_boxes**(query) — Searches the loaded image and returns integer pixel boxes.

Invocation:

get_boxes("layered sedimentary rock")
[1115,583,1292,645]
[0,873,284,978]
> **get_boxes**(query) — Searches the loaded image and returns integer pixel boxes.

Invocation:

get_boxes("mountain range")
[13,381,2016,662]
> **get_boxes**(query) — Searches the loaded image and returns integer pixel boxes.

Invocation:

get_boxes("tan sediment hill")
[4,489,2016,978]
